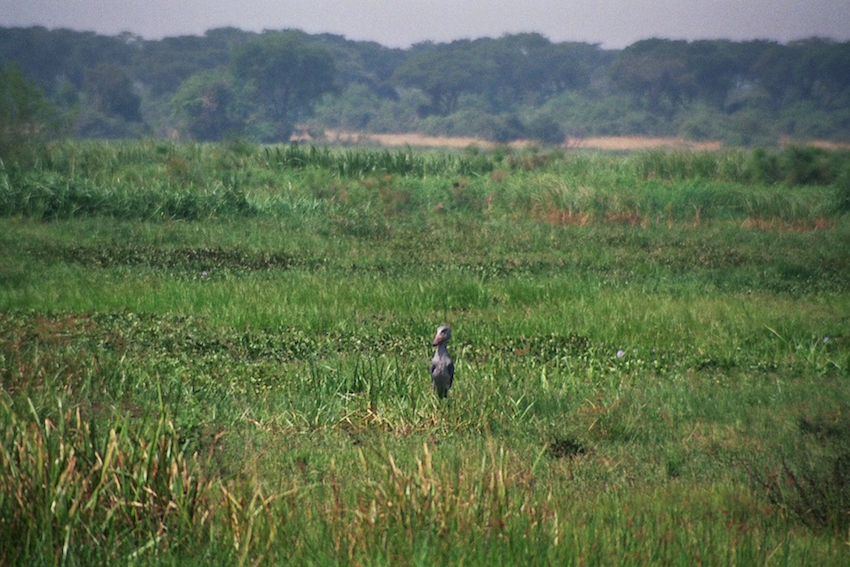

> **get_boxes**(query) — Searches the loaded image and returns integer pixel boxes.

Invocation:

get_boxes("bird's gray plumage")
[430,325,454,398]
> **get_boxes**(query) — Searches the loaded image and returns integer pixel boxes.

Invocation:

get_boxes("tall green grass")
[1,140,849,565]
[2,141,848,223]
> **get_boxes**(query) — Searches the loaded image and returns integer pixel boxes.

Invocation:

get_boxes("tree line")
[1,26,849,146]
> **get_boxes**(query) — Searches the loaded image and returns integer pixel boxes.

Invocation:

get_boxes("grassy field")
[1,140,849,565]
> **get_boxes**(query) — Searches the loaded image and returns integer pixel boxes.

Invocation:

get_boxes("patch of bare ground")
[317,130,725,151]
[307,130,848,152]
[572,136,722,151]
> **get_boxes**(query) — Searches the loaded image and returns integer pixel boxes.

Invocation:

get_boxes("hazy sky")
[1,0,848,48]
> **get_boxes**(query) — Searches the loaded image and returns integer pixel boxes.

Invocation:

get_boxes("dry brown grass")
[306,129,850,151]
[319,130,725,151]
[536,208,593,226]
[572,136,722,151]
[741,215,832,232]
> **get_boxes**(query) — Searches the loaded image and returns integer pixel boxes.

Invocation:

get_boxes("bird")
[430,325,454,398]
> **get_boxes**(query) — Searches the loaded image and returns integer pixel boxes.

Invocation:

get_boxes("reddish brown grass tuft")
[605,211,647,226]
[539,208,593,226]
[742,215,832,232]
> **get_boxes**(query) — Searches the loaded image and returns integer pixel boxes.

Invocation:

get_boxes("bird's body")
[430,325,454,398]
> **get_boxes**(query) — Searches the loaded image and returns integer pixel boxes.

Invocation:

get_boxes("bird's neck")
[435,342,449,356]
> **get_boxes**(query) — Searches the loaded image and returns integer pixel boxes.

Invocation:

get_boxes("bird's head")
[432,325,452,346]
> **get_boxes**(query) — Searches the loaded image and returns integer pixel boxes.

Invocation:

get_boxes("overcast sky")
[1,0,848,48]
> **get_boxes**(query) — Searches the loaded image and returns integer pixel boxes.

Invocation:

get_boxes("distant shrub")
[525,115,566,145]
[492,115,527,143]
[679,106,727,141]
[780,145,835,185]
[417,109,500,140]
[722,109,779,147]
[491,114,566,145]
[745,146,850,186]
[745,148,782,184]
[780,102,850,141]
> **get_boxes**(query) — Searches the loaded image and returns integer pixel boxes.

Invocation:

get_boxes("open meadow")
[1,140,849,565]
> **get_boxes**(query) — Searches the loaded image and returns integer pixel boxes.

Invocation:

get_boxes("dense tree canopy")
[610,40,697,112]
[83,63,142,122]
[232,31,337,141]
[393,40,487,115]
[172,69,239,141]
[134,27,252,96]
[0,27,133,93]
[0,62,49,126]
[0,62,58,157]
[1,26,848,144]
[472,34,602,107]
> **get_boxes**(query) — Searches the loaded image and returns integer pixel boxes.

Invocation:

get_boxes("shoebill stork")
[430,325,454,398]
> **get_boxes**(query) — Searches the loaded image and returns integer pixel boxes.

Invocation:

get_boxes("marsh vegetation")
[1,141,849,565]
